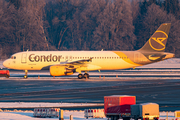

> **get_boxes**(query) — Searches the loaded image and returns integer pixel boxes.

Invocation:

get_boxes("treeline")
[1,0,180,59]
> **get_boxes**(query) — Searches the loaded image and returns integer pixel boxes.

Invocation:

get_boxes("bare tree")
[44,0,78,50]
[67,0,108,50]
[0,0,17,56]
[92,0,136,50]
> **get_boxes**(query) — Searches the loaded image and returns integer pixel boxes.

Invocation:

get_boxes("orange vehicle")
[0,70,10,78]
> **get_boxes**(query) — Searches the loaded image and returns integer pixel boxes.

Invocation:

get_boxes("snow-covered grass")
[0,102,105,120]
[0,110,81,120]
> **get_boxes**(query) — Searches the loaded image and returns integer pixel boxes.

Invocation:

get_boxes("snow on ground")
[0,102,105,120]
[0,110,107,120]
[0,110,174,120]
[0,102,103,108]
[0,111,80,120]
[137,58,180,68]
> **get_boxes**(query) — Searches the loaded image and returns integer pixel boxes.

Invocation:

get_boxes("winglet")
[138,23,171,52]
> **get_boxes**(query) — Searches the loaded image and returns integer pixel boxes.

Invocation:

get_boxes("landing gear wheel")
[24,75,28,79]
[78,74,84,79]
[84,73,89,79]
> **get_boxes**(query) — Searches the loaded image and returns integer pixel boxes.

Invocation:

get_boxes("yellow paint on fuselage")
[3,51,142,71]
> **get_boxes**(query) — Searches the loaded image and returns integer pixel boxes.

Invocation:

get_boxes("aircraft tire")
[84,73,89,79]
[78,74,84,79]
[24,75,28,79]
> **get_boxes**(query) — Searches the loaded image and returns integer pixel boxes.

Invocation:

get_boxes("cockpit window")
[10,56,16,59]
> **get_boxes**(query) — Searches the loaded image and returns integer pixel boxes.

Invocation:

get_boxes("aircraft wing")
[60,58,93,66]
[41,58,95,70]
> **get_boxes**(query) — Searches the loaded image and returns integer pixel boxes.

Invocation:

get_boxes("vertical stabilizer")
[138,23,171,52]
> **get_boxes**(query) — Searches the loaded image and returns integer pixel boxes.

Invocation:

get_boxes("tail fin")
[138,23,171,52]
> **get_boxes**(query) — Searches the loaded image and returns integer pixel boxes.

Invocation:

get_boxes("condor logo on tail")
[138,23,171,53]
[149,30,168,51]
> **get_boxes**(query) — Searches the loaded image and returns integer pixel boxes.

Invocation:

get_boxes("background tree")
[92,0,136,50]
[1,0,180,59]
[67,0,108,50]
[0,0,16,56]
[44,0,79,50]
[0,0,49,58]
[162,0,180,17]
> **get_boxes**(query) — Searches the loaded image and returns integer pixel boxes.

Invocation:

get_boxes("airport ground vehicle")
[131,103,159,120]
[104,95,136,120]
[0,70,10,78]
[104,95,159,120]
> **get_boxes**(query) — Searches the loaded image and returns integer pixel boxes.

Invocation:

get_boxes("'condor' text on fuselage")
[29,54,62,62]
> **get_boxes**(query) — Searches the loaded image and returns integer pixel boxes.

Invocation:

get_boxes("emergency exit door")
[134,52,140,63]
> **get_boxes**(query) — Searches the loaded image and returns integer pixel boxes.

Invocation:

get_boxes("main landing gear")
[24,70,28,79]
[78,73,89,79]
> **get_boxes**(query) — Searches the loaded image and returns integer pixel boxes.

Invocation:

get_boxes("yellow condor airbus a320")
[3,23,175,79]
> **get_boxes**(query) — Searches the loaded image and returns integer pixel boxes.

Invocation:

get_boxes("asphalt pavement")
[0,69,180,111]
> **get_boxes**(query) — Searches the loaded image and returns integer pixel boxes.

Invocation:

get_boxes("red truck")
[0,70,10,78]
[104,95,136,120]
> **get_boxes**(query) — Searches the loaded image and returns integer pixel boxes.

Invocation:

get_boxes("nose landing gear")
[24,70,28,79]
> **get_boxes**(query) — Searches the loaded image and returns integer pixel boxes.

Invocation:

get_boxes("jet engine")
[50,65,75,76]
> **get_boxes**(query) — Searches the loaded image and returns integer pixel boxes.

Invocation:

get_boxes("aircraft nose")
[3,60,9,68]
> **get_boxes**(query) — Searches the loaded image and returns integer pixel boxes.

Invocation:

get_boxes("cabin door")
[21,53,27,63]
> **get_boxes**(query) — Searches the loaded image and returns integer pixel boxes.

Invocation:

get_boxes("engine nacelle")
[50,65,74,76]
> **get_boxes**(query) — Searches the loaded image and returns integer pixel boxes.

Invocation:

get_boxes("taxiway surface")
[0,74,180,111]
